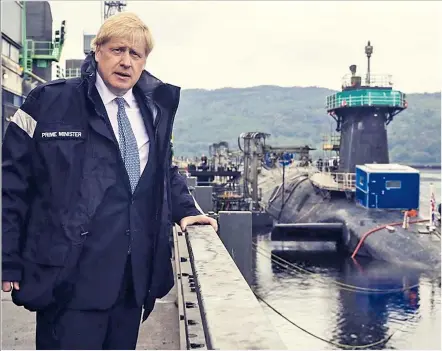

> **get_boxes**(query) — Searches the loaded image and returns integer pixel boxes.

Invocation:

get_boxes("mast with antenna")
[365,40,373,85]
[103,1,127,21]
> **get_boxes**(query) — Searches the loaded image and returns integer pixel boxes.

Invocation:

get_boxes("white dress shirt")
[95,72,149,174]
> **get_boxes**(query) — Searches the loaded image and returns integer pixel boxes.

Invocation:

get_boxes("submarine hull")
[260,167,441,271]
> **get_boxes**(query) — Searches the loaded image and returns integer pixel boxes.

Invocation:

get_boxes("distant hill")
[172,86,441,164]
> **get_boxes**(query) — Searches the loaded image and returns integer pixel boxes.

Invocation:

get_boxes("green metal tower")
[19,1,67,83]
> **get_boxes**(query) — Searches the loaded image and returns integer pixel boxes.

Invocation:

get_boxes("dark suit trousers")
[35,258,142,350]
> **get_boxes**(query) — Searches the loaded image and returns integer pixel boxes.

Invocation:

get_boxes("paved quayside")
[0,265,180,350]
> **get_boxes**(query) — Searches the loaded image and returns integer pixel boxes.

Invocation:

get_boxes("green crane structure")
[19,1,67,83]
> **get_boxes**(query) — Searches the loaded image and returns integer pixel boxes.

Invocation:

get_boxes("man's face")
[95,36,147,96]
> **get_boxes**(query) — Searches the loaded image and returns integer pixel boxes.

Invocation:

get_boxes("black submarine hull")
[261,168,441,271]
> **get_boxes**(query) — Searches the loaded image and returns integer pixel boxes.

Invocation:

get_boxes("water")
[252,171,441,350]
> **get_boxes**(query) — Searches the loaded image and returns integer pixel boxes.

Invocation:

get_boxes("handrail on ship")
[309,170,356,192]
[341,73,394,89]
[326,93,406,110]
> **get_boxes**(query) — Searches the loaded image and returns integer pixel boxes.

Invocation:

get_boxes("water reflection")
[332,258,421,350]
[252,239,441,350]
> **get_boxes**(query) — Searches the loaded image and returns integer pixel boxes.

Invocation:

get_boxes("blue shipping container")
[355,164,420,210]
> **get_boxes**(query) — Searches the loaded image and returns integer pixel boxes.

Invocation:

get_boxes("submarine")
[258,41,441,271]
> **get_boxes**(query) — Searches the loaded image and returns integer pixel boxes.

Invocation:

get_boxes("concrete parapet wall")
[184,225,286,350]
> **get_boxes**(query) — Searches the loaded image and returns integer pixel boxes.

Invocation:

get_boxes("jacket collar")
[95,71,137,108]
[81,52,176,106]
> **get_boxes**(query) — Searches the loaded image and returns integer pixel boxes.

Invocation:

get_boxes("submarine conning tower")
[326,41,408,174]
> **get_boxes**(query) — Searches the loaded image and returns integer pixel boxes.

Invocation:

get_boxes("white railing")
[309,170,356,192]
[322,135,340,151]
[65,68,81,78]
[341,73,393,89]
[334,172,356,191]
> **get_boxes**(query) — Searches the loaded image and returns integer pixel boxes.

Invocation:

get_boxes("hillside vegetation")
[172,86,441,164]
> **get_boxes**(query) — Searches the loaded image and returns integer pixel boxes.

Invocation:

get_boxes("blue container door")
[368,192,378,208]
[378,176,394,208]
[377,181,391,209]
[367,173,381,208]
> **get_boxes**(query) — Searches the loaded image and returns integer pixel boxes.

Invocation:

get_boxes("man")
[2,12,217,350]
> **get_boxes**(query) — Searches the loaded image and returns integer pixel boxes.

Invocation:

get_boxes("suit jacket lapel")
[87,86,133,193]
[133,88,157,193]
[86,83,157,195]
[87,86,119,147]
[134,89,155,144]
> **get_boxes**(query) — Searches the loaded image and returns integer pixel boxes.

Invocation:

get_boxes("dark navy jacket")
[2,53,200,319]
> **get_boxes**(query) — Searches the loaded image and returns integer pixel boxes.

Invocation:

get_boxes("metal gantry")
[238,132,270,211]
[20,1,67,83]
[103,1,127,21]
[238,132,315,211]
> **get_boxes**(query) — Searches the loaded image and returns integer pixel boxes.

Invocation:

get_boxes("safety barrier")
[65,68,82,78]
[326,92,406,110]
[341,73,394,89]
[309,171,356,192]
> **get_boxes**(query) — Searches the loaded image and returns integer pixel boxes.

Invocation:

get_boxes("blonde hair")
[91,12,154,56]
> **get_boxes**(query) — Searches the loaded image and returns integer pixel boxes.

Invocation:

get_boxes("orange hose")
[350,219,430,259]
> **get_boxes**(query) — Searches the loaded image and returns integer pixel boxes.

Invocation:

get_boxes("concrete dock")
[1,262,180,350]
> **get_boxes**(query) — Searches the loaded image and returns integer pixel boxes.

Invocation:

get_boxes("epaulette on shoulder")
[45,78,67,86]
[25,78,67,101]
[27,78,70,109]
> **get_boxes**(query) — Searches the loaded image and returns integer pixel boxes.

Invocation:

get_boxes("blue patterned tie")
[115,97,140,193]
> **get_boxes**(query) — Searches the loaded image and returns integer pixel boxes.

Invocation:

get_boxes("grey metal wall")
[338,109,389,173]
[26,1,53,82]
[1,1,23,45]
[26,1,52,41]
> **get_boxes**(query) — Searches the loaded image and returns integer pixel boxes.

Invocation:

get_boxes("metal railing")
[326,92,406,110]
[341,73,393,89]
[20,39,64,72]
[29,41,53,56]
[65,68,81,78]
[322,134,340,151]
[25,40,62,60]
[310,170,356,192]
[334,172,356,190]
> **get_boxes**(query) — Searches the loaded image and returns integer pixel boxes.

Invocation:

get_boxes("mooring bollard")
[218,211,253,286]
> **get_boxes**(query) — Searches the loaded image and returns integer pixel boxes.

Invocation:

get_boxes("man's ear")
[95,46,102,62]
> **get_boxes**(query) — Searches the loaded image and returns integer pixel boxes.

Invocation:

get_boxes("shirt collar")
[95,71,136,108]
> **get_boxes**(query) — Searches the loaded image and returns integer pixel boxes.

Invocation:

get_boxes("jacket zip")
[154,102,162,223]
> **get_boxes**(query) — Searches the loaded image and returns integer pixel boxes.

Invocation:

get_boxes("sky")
[47,0,442,93]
